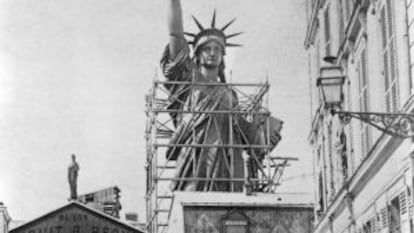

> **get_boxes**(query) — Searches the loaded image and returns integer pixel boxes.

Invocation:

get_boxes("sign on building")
[10,202,143,233]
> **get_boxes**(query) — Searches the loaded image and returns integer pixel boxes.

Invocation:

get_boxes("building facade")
[305,0,414,233]
[0,203,11,233]
[10,202,144,233]
[167,192,313,233]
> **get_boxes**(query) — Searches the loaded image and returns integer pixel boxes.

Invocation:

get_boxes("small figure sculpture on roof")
[68,154,79,200]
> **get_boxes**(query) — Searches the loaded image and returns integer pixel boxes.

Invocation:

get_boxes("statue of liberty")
[161,0,283,192]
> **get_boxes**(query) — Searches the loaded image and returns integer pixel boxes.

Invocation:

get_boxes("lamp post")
[317,66,414,139]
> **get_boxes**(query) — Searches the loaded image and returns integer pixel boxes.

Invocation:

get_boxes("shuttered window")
[357,49,371,156]
[377,214,382,231]
[342,0,353,23]
[312,0,318,9]
[318,171,325,212]
[409,190,413,217]
[370,217,376,233]
[338,1,345,43]
[381,207,388,228]
[380,0,398,112]
[400,191,408,215]
[390,194,402,233]
[324,5,331,56]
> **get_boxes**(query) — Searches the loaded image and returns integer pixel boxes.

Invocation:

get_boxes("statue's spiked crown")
[185,10,242,55]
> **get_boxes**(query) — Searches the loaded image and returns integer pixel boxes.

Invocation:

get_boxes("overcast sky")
[0,0,312,222]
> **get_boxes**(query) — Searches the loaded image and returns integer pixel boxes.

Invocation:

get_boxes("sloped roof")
[10,201,144,233]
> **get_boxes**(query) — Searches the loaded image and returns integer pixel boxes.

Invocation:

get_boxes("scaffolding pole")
[145,78,294,233]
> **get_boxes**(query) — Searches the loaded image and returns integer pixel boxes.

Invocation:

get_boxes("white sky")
[0,0,312,222]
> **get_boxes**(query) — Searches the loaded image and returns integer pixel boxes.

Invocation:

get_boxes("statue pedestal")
[166,191,313,233]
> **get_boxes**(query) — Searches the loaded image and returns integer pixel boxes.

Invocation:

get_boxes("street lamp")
[317,66,414,138]
[316,66,346,107]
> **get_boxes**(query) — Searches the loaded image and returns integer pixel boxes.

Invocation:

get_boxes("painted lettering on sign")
[26,225,132,233]
[58,214,88,222]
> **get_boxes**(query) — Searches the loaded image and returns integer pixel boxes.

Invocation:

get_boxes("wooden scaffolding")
[145,78,296,233]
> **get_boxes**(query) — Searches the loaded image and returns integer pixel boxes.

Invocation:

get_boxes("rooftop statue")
[68,154,79,200]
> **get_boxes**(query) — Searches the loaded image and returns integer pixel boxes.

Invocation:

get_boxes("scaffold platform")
[145,78,296,233]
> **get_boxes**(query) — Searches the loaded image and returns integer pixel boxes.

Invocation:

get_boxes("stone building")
[305,0,414,233]
[167,192,313,233]
[0,203,11,233]
[9,202,143,233]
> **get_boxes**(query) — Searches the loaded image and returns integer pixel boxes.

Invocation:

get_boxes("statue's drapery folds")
[160,44,283,192]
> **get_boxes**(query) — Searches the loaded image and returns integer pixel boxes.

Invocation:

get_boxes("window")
[357,49,371,156]
[338,1,345,43]
[369,217,376,233]
[339,0,354,41]
[312,0,318,9]
[338,130,348,180]
[324,5,331,57]
[399,191,407,215]
[221,209,249,233]
[342,0,354,25]
[326,124,336,200]
[380,207,389,229]
[224,221,248,233]
[390,195,401,233]
[338,0,345,43]
[318,172,325,213]
[363,220,371,233]
[380,0,398,112]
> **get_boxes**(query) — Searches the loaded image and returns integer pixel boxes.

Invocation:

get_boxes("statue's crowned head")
[185,10,242,56]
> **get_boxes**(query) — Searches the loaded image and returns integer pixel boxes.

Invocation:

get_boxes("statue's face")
[198,40,223,68]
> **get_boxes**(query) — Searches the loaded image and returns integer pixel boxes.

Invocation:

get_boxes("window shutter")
[380,207,388,229]
[358,49,371,156]
[324,6,331,56]
[380,7,391,112]
[408,191,413,217]
[380,8,387,49]
[361,51,368,93]
[389,42,398,111]
[377,214,382,231]
[400,191,408,215]
[380,1,398,112]
[338,0,345,42]
[370,217,377,233]
[342,0,353,24]
[385,0,394,38]
[400,190,410,233]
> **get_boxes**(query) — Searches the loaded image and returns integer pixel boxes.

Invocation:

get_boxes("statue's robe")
[161,44,282,191]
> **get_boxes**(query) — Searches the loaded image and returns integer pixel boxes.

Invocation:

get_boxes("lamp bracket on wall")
[331,109,414,138]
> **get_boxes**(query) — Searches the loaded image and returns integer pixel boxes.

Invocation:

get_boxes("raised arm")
[168,0,186,59]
